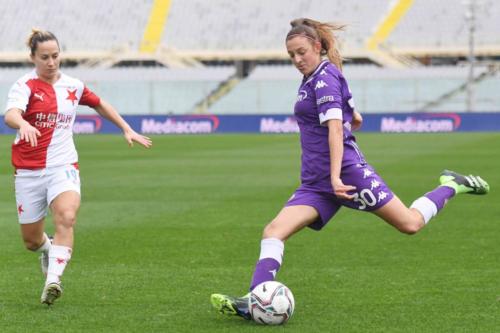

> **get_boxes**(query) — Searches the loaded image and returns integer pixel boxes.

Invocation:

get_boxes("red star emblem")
[17,204,24,214]
[56,258,65,264]
[66,89,78,105]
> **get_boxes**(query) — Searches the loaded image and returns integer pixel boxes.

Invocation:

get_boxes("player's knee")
[23,238,42,251]
[262,223,275,238]
[54,210,77,228]
[397,221,422,235]
[262,220,283,239]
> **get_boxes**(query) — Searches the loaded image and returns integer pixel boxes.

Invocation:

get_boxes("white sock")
[46,245,72,285]
[35,233,51,253]
[259,238,284,265]
[410,197,438,224]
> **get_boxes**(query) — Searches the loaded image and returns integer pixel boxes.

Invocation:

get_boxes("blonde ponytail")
[287,18,345,70]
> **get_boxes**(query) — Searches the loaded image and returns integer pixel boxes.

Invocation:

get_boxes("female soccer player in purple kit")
[210,18,490,320]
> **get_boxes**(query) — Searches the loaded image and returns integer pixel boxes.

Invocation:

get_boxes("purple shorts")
[285,163,394,230]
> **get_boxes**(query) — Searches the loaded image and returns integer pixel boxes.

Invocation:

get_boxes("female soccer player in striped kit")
[211,18,490,320]
[4,29,152,305]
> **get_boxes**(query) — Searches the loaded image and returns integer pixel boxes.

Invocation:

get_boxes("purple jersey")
[294,60,365,192]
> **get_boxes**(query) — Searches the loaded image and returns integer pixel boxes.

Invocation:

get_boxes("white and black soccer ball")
[248,281,295,325]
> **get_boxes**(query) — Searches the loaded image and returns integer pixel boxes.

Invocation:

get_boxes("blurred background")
[1,0,499,115]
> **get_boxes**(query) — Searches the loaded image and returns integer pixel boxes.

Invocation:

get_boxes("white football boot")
[41,282,62,305]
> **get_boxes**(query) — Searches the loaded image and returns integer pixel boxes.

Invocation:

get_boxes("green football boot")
[440,170,490,195]
[210,293,251,320]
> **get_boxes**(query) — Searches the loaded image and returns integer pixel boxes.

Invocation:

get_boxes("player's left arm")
[315,73,356,199]
[327,119,356,200]
[93,99,152,148]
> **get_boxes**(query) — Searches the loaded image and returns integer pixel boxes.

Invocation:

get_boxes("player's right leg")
[440,170,490,195]
[16,169,52,275]
[211,204,319,320]
[374,170,490,233]
[39,234,53,276]
[373,195,425,234]
[20,220,47,251]
[21,223,52,275]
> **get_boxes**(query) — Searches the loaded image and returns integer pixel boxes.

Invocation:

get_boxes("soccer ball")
[248,281,295,325]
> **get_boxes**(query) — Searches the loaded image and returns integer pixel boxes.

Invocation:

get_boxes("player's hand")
[124,129,152,148]
[351,111,363,131]
[332,177,356,200]
[19,121,41,147]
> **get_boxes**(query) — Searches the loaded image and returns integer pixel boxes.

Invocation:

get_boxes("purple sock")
[249,258,281,291]
[425,186,456,211]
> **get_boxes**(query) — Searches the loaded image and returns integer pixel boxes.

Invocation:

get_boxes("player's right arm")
[5,77,41,147]
[4,108,41,147]
[351,110,363,131]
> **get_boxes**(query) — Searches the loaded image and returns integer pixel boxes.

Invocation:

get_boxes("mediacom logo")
[260,117,299,133]
[73,115,102,134]
[380,114,461,133]
[141,116,219,134]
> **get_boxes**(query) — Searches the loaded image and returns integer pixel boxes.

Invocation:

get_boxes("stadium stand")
[0,66,235,114]
[0,0,152,53]
[387,0,500,54]
[208,64,500,113]
[1,0,499,113]
[3,1,497,61]
[162,0,388,54]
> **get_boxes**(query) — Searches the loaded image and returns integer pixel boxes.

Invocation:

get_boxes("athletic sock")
[35,233,51,254]
[249,238,284,291]
[46,245,72,285]
[411,186,456,224]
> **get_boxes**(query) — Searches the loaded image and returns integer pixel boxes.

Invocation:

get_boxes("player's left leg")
[41,190,80,305]
[50,190,80,248]
[211,293,252,320]
[211,204,320,320]
[47,190,80,277]
[249,205,318,290]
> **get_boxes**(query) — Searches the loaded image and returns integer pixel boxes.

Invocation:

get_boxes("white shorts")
[15,164,81,224]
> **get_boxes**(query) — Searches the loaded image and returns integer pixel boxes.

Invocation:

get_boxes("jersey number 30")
[353,189,377,210]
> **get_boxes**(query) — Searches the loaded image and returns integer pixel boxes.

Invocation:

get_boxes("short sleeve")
[79,86,100,107]
[313,71,343,125]
[5,80,31,113]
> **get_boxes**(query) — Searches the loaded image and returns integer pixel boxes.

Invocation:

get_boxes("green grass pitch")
[0,133,499,332]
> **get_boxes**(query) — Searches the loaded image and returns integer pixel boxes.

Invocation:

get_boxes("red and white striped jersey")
[5,70,100,169]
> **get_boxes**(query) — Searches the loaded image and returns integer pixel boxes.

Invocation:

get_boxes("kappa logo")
[315,80,328,90]
[34,92,44,101]
[320,69,327,75]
